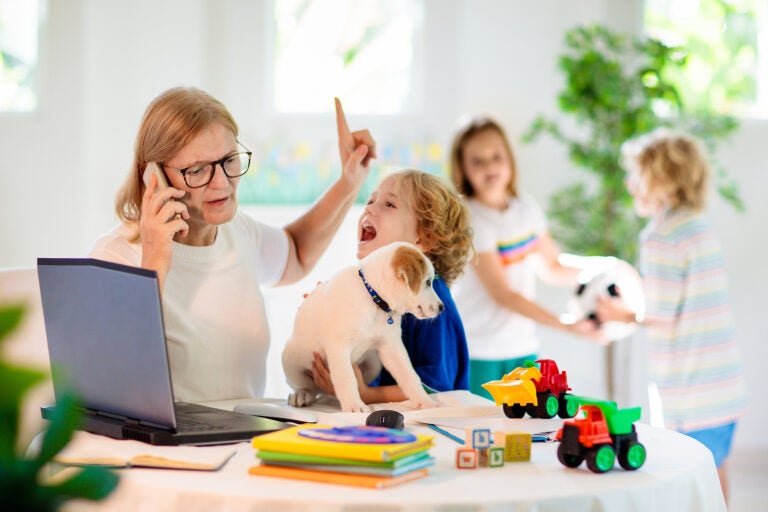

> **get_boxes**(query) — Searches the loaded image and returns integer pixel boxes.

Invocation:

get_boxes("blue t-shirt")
[373,277,470,392]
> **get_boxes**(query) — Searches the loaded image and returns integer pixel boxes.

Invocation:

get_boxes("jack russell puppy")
[282,241,442,412]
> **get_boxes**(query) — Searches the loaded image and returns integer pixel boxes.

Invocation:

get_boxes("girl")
[596,128,747,503]
[448,116,597,398]
[311,169,474,403]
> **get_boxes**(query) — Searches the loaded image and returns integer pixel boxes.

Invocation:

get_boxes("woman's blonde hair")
[449,116,518,198]
[115,87,239,231]
[388,170,473,286]
[621,128,709,210]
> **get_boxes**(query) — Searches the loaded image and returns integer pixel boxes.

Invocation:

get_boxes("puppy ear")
[392,245,428,295]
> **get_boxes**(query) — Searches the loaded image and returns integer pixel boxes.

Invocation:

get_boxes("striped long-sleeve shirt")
[641,207,747,431]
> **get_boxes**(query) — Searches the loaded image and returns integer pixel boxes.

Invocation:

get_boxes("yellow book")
[251,424,433,463]
[249,464,429,489]
[53,431,236,471]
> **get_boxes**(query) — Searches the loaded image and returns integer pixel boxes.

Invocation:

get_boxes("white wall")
[1,0,766,453]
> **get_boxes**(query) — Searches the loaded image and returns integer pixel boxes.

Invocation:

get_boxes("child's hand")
[311,352,335,396]
[335,98,376,191]
[311,352,369,397]
[596,295,635,324]
[571,318,610,346]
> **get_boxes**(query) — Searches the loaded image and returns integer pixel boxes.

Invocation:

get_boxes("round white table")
[60,396,725,512]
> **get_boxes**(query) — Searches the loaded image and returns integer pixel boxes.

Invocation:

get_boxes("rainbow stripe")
[497,232,538,266]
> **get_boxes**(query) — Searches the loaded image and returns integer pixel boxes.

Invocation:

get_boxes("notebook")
[37,257,292,446]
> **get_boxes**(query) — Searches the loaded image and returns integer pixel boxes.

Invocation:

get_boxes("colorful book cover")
[255,449,431,469]
[250,424,433,463]
[248,464,429,489]
[258,455,435,477]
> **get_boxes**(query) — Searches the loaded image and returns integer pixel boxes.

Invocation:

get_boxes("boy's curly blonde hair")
[621,128,710,210]
[388,170,473,286]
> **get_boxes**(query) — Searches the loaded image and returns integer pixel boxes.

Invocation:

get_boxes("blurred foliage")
[645,0,760,116]
[0,304,118,511]
[524,25,743,263]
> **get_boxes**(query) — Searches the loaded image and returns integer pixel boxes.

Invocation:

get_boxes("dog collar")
[358,268,394,325]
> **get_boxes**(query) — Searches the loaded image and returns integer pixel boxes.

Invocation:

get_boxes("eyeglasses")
[164,142,252,189]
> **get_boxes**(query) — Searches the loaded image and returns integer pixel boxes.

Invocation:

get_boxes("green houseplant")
[0,304,118,511]
[524,25,743,263]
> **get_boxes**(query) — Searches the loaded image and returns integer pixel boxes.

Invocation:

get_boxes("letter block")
[494,431,532,462]
[456,448,478,469]
[465,428,492,449]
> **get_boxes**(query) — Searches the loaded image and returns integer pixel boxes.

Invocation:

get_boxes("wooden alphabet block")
[494,431,532,462]
[465,428,492,449]
[456,448,478,469]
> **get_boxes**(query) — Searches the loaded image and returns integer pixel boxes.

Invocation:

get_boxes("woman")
[90,87,375,403]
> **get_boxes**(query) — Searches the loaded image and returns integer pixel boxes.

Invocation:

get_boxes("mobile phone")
[143,162,181,220]
[143,162,169,191]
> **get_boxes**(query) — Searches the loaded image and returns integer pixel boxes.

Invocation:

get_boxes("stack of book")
[249,424,434,489]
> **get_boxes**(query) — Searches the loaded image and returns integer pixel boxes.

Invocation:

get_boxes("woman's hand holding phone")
[139,163,189,289]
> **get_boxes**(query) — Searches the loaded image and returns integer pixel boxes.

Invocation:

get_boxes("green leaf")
[43,466,119,503]
[33,393,82,470]
[0,304,25,343]
[0,363,45,460]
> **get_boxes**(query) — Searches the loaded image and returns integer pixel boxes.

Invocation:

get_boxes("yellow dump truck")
[482,359,578,419]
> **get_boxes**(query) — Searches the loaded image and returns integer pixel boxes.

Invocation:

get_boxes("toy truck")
[555,396,646,473]
[481,359,578,419]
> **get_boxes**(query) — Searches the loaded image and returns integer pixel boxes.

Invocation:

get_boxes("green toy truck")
[555,396,646,473]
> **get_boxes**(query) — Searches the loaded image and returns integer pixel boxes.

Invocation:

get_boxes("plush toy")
[566,257,645,341]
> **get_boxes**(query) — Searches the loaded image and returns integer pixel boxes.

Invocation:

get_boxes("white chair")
[0,267,53,450]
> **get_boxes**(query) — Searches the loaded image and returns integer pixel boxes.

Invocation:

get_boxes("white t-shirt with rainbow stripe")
[453,194,547,360]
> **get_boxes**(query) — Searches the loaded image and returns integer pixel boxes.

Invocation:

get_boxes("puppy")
[282,241,443,413]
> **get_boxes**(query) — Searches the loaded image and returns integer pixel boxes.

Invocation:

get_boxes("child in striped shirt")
[597,128,747,504]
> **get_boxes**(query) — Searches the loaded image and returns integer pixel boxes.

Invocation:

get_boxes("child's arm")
[535,232,582,286]
[473,251,601,340]
[310,353,408,404]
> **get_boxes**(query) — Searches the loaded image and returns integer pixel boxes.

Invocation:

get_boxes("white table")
[61,395,725,512]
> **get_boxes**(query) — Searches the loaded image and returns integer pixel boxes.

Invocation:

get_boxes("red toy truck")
[555,396,646,473]
[482,359,578,419]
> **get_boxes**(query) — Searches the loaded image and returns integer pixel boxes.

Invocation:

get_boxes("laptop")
[37,257,293,445]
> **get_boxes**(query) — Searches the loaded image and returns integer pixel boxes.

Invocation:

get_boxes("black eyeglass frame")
[162,141,252,189]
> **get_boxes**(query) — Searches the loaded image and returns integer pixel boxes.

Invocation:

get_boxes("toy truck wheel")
[535,392,559,419]
[558,395,578,418]
[618,441,646,470]
[502,403,526,418]
[586,444,616,473]
[557,444,583,468]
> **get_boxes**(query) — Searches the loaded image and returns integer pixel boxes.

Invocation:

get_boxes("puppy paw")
[287,389,315,408]
[340,400,371,413]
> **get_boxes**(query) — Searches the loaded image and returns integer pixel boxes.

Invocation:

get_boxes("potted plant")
[0,304,118,511]
[524,25,743,263]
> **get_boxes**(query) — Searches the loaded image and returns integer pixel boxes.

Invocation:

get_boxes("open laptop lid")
[37,257,177,429]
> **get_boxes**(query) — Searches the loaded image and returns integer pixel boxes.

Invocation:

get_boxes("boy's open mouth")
[361,223,376,242]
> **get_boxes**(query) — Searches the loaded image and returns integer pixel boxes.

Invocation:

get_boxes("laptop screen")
[37,258,177,429]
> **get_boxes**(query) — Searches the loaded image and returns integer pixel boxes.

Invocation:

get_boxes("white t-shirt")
[88,211,289,402]
[452,195,547,360]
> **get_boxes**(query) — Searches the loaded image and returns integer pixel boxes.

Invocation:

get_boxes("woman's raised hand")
[335,98,376,192]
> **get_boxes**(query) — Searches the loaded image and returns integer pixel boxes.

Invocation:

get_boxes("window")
[0,0,42,112]
[645,0,768,118]
[273,0,422,114]
[238,0,438,205]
